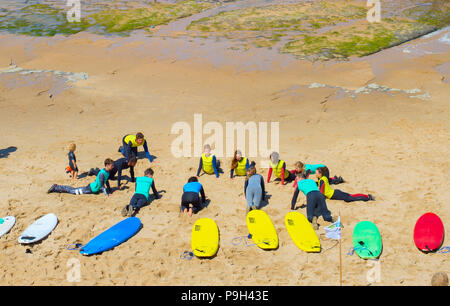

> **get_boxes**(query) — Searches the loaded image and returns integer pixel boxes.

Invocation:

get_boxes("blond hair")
[68,143,76,152]
[294,161,305,173]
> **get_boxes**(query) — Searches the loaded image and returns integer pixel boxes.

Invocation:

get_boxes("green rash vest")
[89,168,110,193]
[135,176,154,200]
[297,179,319,196]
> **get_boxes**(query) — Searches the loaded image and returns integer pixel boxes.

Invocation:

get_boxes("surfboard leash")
[65,243,83,251]
[180,251,194,260]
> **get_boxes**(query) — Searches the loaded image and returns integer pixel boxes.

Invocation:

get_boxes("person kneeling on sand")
[121,168,160,217]
[267,152,295,185]
[109,156,137,190]
[291,173,336,229]
[291,161,344,188]
[48,158,114,197]
[181,177,206,216]
[244,166,265,212]
[196,144,220,178]
[230,149,255,179]
[316,167,374,202]
[119,132,153,163]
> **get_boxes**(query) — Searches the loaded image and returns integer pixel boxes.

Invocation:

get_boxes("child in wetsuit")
[67,143,78,180]
[196,144,220,178]
[291,173,336,229]
[267,152,295,185]
[181,176,206,216]
[48,158,114,196]
[230,150,255,179]
[244,166,265,212]
[121,167,160,217]
[109,156,137,190]
[291,161,344,187]
[316,167,374,203]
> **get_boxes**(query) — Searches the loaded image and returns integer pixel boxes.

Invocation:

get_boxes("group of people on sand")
[47,132,374,229]
[181,144,375,228]
[47,132,161,217]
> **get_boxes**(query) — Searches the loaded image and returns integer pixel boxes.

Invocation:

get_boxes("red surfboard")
[414,213,444,252]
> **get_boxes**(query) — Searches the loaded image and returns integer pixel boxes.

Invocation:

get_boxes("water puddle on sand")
[0,65,89,96]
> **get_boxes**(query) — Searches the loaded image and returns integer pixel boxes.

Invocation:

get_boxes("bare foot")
[188,208,193,217]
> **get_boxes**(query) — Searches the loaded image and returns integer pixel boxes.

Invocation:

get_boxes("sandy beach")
[0,0,449,286]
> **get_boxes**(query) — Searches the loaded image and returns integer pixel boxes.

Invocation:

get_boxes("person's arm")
[260,175,265,198]
[117,164,123,189]
[319,180,325,195]
[130,166,135,183]
[151,181,159,198]
[291,188,299,210]
[281,163,286,185]
[267,168,272,183]
[143,140,153,162]
[196,158,203,176]
[99,173,110,196]
[125,141,133,161]
[199,186,206,203]
[305,169,311,179]
[212,156,219,178]
[245,158,250,170]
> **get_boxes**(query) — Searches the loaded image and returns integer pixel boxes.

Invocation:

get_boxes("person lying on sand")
[109,156,137,190]
[118,132,153,163]
[266,151,295,185]
[291,173,336,229]
[316,167,374,203]
[244,166,265,212]
[196,144,220,178]
[121,167,160,217]
[48,158,114,196]
[67,143,78,180]
[291,161,344,187]
[230,149,255,179]
[181,176,206,217]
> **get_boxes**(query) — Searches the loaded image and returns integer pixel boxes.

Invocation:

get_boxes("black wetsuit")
[68,151,78,172]
[109,158,135,188]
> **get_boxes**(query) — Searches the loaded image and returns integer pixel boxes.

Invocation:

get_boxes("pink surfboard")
[413,212,444,252]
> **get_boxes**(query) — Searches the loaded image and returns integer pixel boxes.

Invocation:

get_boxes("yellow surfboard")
[191,218,219,257]
[285,211,321,252]
[246,210,278,250]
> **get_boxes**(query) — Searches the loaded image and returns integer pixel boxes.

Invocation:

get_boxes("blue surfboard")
[80,217,141,255]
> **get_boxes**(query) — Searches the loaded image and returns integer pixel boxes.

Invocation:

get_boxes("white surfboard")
[0,216,15,238]
[18,213,58,244]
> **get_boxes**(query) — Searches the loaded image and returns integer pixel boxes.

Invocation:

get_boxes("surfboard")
[0,216,15,238]
[18,213,58,244]
[80,217,141,255]
[414,212,444,252]
[285,211,320,252]
[246,209,278,250]
[352,221,382,259]
[191,218,219,257]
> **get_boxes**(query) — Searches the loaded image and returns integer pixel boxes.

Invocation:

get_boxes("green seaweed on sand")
[90,0,215,34]
[280,17,440,60]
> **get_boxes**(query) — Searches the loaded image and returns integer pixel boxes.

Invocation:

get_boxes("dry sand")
[0,27,449,285]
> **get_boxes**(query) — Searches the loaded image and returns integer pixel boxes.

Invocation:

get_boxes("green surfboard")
[352,221,382,259]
